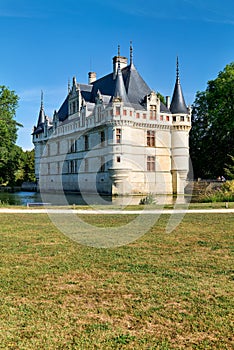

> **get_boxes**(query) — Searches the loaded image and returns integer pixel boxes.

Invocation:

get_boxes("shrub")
[198,180,234,202]
[139,193,156,205]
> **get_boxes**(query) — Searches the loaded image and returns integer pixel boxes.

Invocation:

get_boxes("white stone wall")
[33,102,191,196]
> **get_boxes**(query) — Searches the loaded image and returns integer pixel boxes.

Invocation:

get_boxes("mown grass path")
[0,208,234,214]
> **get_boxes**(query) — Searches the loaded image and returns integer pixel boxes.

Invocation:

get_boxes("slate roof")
[111,65,131,105]
[90,63,152,108]
[37,103,45,127]
[33,102,45,134]
[57,96,68,121]
[170,79,188,114]
[122,63,151,104]
[170,58,188,114]
[34,57,174,133]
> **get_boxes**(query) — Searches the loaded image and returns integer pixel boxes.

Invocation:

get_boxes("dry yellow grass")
[0,213,233,349]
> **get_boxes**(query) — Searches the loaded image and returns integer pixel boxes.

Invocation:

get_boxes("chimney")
[113,56,128,79]
[166,96,170,109]
[88,72,96,84]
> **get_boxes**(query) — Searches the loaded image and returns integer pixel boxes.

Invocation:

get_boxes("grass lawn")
[0,213,233,349]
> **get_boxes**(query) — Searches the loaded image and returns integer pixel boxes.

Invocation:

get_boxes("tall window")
[100,131,105,145]
[147,156,155,171]
[74,160,78,173]
[147,130,155,147]
[69,139,76,153]
[116,128,121,144]
[70,160,74,173]
[84,135,89,150]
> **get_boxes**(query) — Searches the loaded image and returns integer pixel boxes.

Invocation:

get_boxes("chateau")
[32,46,191,196]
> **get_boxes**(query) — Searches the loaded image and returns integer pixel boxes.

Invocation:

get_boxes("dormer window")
[150,105,156,120]
[116,106,121,116]
[72,101,76,114]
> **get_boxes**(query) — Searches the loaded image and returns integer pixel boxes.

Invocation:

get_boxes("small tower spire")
[41,90,44,109]
[176,56,180,82]
[130,41,133,65]
[118,44,120,57]
[112,63,129,104]
[170,57,188,114]
[37,90,45,127]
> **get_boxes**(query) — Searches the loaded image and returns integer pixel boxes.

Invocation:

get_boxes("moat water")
[0,191,192,206]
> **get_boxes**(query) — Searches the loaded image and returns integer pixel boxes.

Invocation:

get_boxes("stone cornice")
[171,125,191,131]
[107,120,171,130]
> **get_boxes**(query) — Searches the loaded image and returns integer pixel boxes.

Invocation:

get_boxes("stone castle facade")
[32,46,191,196]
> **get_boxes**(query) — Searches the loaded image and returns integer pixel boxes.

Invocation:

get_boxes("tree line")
[0,62,234,186]
[0,85,35,186]
[189,62,234,180]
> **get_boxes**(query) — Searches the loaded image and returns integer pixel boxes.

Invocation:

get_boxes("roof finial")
[176,56,180,82]
[41,90,44,109]
[117,45,121,71]
[130,41,133,65]
[68,78,71,93]
[118,44,120,57]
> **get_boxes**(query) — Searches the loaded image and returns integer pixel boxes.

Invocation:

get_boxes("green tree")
[225,155,234,179]
[190,63,234,179]
[157,92,166,105]
[0,85,20,184]
[4,147,36,186]
[21,149,36,183]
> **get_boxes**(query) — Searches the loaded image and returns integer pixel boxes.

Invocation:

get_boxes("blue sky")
[1,0,234,150]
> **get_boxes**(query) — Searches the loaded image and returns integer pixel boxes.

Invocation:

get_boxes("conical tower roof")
[170,58,188,114]
[37,91,45,127]
[112,63,130,104]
